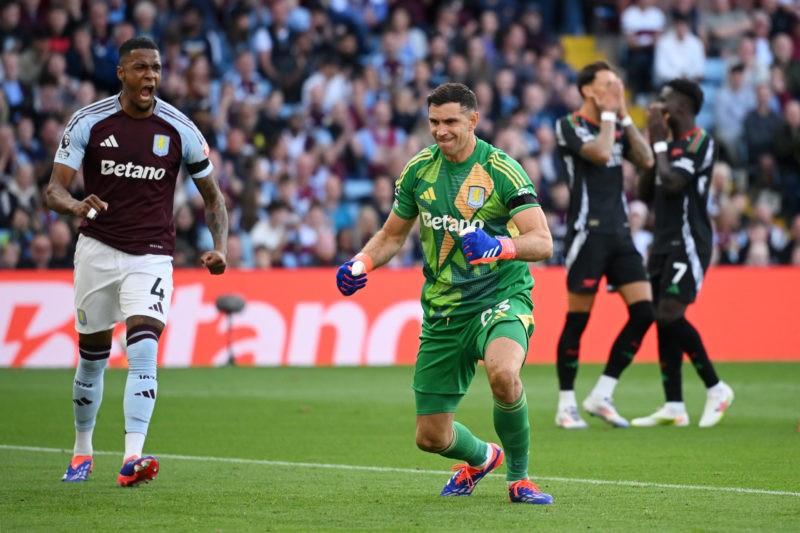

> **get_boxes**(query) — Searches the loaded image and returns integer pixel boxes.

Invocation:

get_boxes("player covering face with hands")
[553,61,655,429]
[46,36,228,486]
[633,78,734,428]
[336,83,555,504]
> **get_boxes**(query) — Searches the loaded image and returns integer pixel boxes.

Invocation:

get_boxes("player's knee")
[415,429,450,453]
[627,300,655,334]
[78,341,112,362]
[563,312,590,336]
[655,301,685,327]
[415,418,452,452]
[125,324,161,369]
[126,323,162,344]
[78,331,114,359]
[655,312,679,328]
[488,370,520,404]
[415,437,442,453]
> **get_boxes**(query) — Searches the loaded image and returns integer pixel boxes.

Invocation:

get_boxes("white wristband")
[621,115,633,128]
[601,111,617,123]
[653,141,668,154]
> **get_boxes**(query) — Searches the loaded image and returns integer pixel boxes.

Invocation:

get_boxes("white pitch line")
[3,444,798,498]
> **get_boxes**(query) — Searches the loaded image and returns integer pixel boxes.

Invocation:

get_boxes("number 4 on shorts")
[150,277,165,301]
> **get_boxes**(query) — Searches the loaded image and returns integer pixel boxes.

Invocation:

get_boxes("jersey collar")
[575,111,599,126]
[679,126,702,140]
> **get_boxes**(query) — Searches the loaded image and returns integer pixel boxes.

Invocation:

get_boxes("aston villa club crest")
[467,186,486,209]
[153,134,170,156]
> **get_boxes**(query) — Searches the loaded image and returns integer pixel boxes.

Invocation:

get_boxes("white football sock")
[558,390,577,409]
[124,432,146,460]
[74,430,94,457]
[665,401,686,414]
[479,443,494,468]
[591,375,618,399]
[708,381,725,393]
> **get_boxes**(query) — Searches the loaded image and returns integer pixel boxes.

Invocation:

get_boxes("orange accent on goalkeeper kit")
[353,253,374,273]
[498,237,516,260]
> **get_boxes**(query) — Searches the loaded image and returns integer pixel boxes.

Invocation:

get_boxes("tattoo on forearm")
[195,177,229,251]
[206,195,228,250]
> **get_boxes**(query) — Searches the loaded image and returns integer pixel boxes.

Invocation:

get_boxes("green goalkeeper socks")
[439,421,488,467]
[493,392,530,482]
[438,393,532,479]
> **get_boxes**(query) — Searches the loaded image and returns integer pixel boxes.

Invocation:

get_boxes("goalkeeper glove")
[336,260,368,296]
[461,227,517,264]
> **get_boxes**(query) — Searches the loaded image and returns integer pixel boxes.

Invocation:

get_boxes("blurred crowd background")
[1,0,800,271]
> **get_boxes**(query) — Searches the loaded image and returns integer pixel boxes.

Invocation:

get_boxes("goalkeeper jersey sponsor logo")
[420,211,484,233]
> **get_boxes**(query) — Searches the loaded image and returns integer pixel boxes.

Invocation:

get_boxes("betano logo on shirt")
[420,211,484,233]
[100,159,166,180]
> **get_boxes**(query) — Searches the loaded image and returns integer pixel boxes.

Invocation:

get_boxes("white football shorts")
[73,235,174,333]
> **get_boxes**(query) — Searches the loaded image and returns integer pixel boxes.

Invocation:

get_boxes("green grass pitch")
[1,363,798,532]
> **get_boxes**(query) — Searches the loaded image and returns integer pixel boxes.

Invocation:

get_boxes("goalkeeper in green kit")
[335,83,554,504]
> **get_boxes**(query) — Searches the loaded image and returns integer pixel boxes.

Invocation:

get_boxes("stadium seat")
[703,58,727,86]
[697,107,714,131]
[697,82,718,131]
[699,82,718,100]
[343,179,375,201]
[628,104,647,129]
[561,35,605,71]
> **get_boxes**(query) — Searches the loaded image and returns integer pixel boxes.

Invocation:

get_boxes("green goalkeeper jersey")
[393,137,540,320]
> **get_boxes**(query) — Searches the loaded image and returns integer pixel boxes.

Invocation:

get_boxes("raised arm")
[358,211,417,269]
[335,210,416,296]
[578,118,618,165]
[577,76,648,167]
[461,205,553,265]
[646,102,688,195]
[509,205,553,263]
[193,174,229,275]
[621,98,655,171]
[624,123,656,171]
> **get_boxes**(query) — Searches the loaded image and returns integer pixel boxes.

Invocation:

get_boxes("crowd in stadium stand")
[1,0,800,271]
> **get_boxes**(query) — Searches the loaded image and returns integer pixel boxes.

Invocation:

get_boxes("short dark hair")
[672,12,690,24]
[427,82,477,112]
[576,61,615,98]
[266,199,290,215]
[119,36,159,60]
[664,78,704,115]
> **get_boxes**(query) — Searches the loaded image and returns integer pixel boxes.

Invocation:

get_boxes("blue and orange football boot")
[62,455,93,482]
[440,443,504,496]
[508,479,555,504]
[117,455,159,487]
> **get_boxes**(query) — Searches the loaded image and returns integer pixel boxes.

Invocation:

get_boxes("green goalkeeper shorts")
[413,292,535,415]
